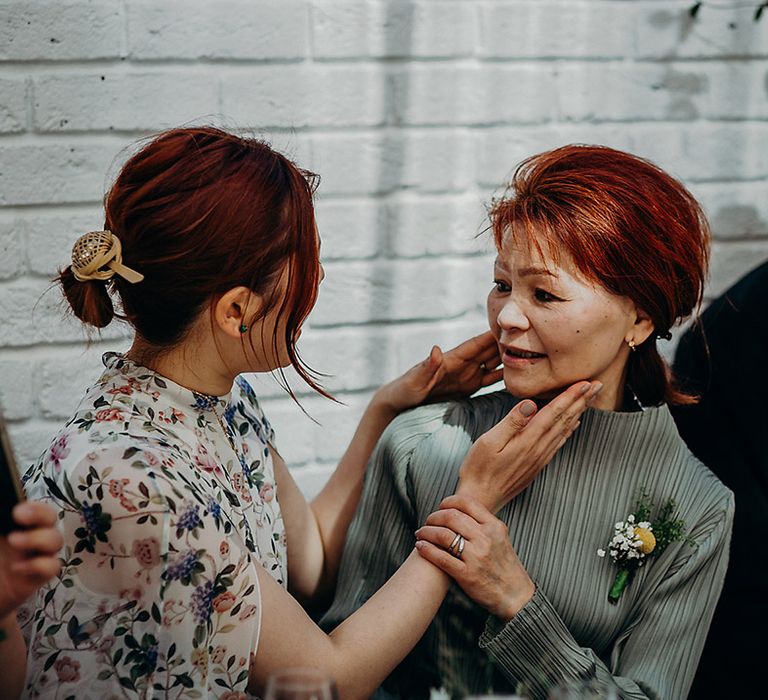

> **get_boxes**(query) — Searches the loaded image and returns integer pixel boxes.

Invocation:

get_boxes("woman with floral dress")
[4,127,596,700]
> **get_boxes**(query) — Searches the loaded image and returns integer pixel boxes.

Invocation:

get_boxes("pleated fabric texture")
[320,391,733,700]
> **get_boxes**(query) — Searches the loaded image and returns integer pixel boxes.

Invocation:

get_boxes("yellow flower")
[635,527,656,554]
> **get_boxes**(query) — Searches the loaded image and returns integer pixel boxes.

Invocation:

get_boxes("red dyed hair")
[59,126,326,397]
[490,144,711,406]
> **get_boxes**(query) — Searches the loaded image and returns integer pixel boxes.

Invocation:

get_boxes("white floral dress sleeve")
[21,441,261,700]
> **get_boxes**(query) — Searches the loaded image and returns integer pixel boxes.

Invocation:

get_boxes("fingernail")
[414,541,425,550]
[590,382,603,395]
[580,383,591,395]
[519,400,536,417]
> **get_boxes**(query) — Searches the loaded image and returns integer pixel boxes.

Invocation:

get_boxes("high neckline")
[102,351,232,412]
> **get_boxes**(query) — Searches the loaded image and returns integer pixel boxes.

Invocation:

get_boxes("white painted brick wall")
[1,0,767,497]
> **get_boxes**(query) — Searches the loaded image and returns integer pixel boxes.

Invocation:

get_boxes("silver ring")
[448,533,461,551]
[456,536,465,558]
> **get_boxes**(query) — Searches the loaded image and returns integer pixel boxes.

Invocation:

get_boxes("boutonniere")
[597,489,687,604]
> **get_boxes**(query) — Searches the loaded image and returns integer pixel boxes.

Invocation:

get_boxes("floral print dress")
[19,353,286,700]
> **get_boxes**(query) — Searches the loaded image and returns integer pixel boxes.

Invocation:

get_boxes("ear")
[627,306,655,347]
[213,286,262,340]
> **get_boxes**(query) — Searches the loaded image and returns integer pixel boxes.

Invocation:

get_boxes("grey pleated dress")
[321,391,733,700]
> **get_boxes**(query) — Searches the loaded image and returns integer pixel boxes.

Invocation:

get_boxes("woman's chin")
[502,378,561,402]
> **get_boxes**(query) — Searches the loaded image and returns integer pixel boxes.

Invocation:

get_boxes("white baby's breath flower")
[597,549,606,557]
[627,514,635,523]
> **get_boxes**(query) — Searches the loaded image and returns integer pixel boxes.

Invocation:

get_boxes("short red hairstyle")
[490,144,711,406]
[59,126,325,397]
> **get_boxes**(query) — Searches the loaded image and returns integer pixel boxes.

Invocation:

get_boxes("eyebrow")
[519,266,556,278]
[494,259,557,278]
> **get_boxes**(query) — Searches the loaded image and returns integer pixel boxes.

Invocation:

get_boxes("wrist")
[455,479,499,514]
[496,578,536,622]
[370,385,402,419]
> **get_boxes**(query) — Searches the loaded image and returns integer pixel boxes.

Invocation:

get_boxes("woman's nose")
[496,298,530,332]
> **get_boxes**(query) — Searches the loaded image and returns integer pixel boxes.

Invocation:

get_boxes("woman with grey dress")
[322,144,733,700]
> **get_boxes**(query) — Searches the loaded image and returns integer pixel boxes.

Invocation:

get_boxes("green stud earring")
[239,323,248,334]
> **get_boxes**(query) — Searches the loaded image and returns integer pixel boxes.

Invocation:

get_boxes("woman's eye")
[493,279,511,293]
[534,288,560,303]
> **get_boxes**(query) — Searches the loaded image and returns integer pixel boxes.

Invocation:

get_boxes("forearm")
[310,391,398,591]
[0,612,27,700]
[253,551,450,700]
[327,551,450,698]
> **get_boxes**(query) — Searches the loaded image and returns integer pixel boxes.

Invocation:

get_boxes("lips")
[506,349,545,359]
[501,346,547,364]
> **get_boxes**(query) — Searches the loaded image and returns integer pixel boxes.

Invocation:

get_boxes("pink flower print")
[143,451,160,467]
[241,488,253,504]
[212,591,236,613]
[108,478,130,498]
[211,645,226,665]
[219,693,249,700]
[107,384,133,396]
[259,483,274,503]
[54,657,81,683]
[231,472,244,491]
[220,541,230,557]
[48,435,70,473]
[194,443,220,474]
[191,647,208,673]
[238,604,258,621]
[119,586,144,602]
[95,408,123,422]
[162,599,185,626]
[119,495,138,513]
[171,407,185,422]
[242,442,249,455]
[132,537,161,569]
